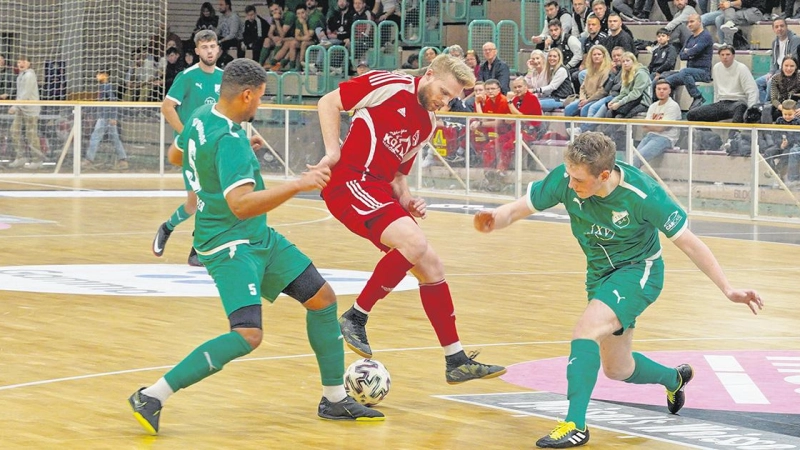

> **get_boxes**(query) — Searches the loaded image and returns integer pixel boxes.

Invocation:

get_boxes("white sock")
[323,385,347,403]
[443,342,464,357]
[141,378,174,404]
[353,303,370,315]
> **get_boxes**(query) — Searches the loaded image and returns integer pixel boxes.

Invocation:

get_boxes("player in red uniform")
[313,54,506,384]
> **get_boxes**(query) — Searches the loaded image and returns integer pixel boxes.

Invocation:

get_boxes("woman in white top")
[524,50,548,93]
[534,48,573,112]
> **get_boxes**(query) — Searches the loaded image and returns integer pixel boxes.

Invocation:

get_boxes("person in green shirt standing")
[473,132,763,448]
[128,58,384,435]
[154,30,224,266]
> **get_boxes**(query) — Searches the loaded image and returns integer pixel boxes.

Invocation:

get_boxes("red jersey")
[510,91,543,127]
[328,71,436,189]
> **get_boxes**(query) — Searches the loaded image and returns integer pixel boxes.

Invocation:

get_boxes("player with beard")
[154,30,224,266]
[128,58,384,435]
[312,54,506,384]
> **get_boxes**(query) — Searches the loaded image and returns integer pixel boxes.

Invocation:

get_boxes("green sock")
[163,331,252,392]
[166,205,191,230]
[306,303,345,386]
[623,352,680,391]
[258,48,270,65]
[565,339,601,429]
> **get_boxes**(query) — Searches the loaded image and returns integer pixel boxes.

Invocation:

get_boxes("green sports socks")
[163,331,252,392]
[565,339,601,429]
[306,303,345,386]
[166,204,191,231]
[623,352,680,391]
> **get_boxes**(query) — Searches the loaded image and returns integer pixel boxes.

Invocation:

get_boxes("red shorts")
[323,180,414,252]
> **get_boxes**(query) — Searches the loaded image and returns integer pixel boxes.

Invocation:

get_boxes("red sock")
[420,280,460,347]
[355,249,414,312]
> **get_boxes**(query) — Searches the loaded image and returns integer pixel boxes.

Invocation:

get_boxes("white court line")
[1,336,799,392]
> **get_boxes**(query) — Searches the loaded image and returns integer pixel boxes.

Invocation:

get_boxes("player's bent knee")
[283,263,330,306]
[229,304,263,349]
[234,327,263,349]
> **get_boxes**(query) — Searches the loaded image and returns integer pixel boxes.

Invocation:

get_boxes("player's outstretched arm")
[672,229,764,315]
[474,196,535,233]
[315,89,345,170]
[225,166,330,219]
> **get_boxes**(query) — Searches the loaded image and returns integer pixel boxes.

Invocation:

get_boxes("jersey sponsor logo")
[204,96,217,105]
[0,265,419,297]
[611,210,630,228]
[214,83,221,94]
[664,210,682,231]
[383,129,414,160]
[588,223,615,241]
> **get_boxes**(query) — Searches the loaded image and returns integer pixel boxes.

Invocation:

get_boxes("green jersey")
[527,161,688,282]
[308,8,325,33]
[166,64,224,125]
[176,103,270,254]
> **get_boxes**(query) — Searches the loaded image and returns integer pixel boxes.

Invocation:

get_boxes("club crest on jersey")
[384,129,413,159]
[611,210,630,228]
[215,84,221,94]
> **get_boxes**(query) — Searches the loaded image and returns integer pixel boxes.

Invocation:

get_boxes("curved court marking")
[2,336,797,392]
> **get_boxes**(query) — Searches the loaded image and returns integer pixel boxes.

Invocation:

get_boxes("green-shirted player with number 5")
[128,58,383,436]
[474,132,763,448]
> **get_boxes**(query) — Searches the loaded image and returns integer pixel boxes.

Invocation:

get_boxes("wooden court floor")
[0,175,798,449]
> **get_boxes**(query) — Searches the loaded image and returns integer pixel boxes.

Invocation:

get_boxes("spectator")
[566,45,612,117]
[422,47,438,66]
[264,0,300,71]
[756,19,800,103]
[662,0,696,49]
[82,69,128,170]
[545,19,584,76]
[687,44,758,123]
[534,48,575,111]
[472,78,511,169]
[772,99,800,184]
[591,0,609,34]
[524,49,549,93]
[323,0,353,50]
[243,5,270,64]
[665,14,712,110]
[478,41,511,93]
[648,28,678,81]
[505,76,544,145]
[611,0,654,21]
[633,79,682,168]
[8,55,45,169]
[374,0,400,27]
[582,14,608,57]
[217,0,244,58]
[194,2,219,37]
[603,12,635,55]
[307,0,328,46]
[767,56,800,122]
[702,0,765,49]
[533,0,575,45]
[164,47,186,94]
[571,0,592,39]
[463,80,485,111]
[445,44,465,60]
[295,5,316,69]
[124,52,159,102]
[464,49,480,81]
[401,53,420,70]
[608,51,652,118]
[582,46,624,131]
[0,54,15,100]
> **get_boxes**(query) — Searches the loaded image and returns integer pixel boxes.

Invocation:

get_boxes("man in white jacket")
[8,55,44,170]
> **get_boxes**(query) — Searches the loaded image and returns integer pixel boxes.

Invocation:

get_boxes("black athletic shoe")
[152,222,172,257]
[536,421,590,448]
[128,387,162,435]
[667,364,694,414]
[187,247,203,267]
[317,395,385,421]
[445,350,507,384]
[339,307,372,358]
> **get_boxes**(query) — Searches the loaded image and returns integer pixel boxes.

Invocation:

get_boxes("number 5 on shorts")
[248,283,257,296]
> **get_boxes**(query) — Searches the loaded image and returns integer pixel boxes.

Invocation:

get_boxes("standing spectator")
[603,13,635,55]
[665,14,712,110]
[533,48,575,111]
[634,79,682,167]
[756,18,800,104]
[0,54,15,100]
[662,0,696,49]
[478,41,511,93]
[217,0,244,58]
[687,44,758,123]
[243,4,270,64]
[566,45,612,118]
[608,51,652,118]
[83,69,128,170]
[773,99,800,184]
[545,19,584,76]
[8,55,44,169]
[571,0,592,39]
[649,28,678,81]
[532,1,575,45]
[767,56,800,122]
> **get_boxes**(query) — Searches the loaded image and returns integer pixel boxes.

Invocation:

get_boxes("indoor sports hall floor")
[0,175,798,449]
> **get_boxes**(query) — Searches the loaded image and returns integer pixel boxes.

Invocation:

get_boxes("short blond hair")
[565,132,616,176]
[428,54,476,89]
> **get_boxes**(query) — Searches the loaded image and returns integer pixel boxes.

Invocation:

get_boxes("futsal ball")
[344,358,391,406]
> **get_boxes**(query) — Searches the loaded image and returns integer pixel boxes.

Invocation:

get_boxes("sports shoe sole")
[128,399,158,435]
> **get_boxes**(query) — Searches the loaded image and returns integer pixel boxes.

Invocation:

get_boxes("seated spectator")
[479,41,511,93]
[571,0,592,39]
[351,0,375,64]
[463,80,485,111]
[355,60,370,76]
[191,2,219,45]
[322,0,353,52]
[82,69,128,170]
[243,5,270,64]
[465,49,481,81]
[422,47,439,66]
[264,1,300,71]
[702,0,765,49]
[307,0,327,46]
[164,47,186,94]
[502,76,544,153]
[545,19,584,76]
[757,19,800,103]
[295,5,317,69]
[217,0,244,58]
[471,78,511,169]
[591,0,609,34]
[124,52,159,102]
[446,44,465,60]
[633,79,682,168]
[608,51,652,118]
[573,14,607,87]
[665,14,712,110]
[687,44,758,123]
[648,28,678,81]
[532,1,575,45]
[603,12,636,55]
[611,0,654,21]
[663,0,696,49]
[524,50,548,92]
[374,0,401,27]
[533,48,575,111]
[401,53,420,70]
[581,46,624,132]
[766,56,800,122]
[566,45,612,117]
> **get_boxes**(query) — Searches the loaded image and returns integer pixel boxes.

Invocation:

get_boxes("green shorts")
[587,258,664,334]
[199,231,311,316]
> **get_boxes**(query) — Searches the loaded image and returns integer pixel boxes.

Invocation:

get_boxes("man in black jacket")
[478,41,511,93]
[243,5,270,64]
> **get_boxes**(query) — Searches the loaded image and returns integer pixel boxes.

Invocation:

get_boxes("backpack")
[694,128,723,150]
[732,31,750,51]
